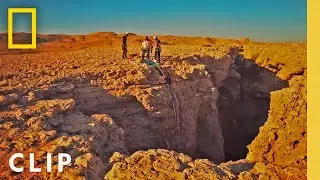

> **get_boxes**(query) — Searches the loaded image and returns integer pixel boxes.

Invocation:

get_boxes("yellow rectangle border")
[308,0,320,179]
[8,8,37,49]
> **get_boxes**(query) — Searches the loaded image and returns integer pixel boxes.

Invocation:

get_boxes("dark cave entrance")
[217,54,288,161]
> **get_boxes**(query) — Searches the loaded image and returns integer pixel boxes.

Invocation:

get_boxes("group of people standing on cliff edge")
[121,32,162,63]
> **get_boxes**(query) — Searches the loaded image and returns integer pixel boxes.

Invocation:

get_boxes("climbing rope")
[142,59,182,149]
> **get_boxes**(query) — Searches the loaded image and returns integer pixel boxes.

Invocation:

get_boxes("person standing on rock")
[153,35,161,63]
[122,32,129,60]
[141,36,150,62]
[148,38,154,56]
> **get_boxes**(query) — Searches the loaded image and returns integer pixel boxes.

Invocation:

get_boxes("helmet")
[153,35,157,39]
[125,32,129,35]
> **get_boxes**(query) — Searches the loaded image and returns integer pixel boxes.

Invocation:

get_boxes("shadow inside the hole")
[160,53,234,163]
[162,48,289,162]
[217,50,289,161]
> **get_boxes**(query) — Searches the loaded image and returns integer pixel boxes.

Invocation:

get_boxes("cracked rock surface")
[0,33,306,179]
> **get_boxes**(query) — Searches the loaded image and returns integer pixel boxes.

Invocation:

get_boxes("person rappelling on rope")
[153,35,161,63]
[164,71,172,85]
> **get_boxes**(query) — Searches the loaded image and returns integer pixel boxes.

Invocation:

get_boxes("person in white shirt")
[141,36,150,62]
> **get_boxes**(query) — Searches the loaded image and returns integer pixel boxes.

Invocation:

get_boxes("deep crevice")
[217,52,289,161]
[48,47,289,164]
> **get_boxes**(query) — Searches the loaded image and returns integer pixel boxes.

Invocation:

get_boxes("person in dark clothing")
[122,32,129,59]
[165,72,172,84]
[153,35,161,63]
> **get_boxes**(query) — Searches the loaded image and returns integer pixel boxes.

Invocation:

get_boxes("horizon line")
[0,31,307,44]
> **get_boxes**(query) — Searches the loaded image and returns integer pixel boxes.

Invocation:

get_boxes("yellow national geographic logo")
[8,8,37,49]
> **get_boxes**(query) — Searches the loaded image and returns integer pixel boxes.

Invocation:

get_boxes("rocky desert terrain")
[0,32,306,179]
